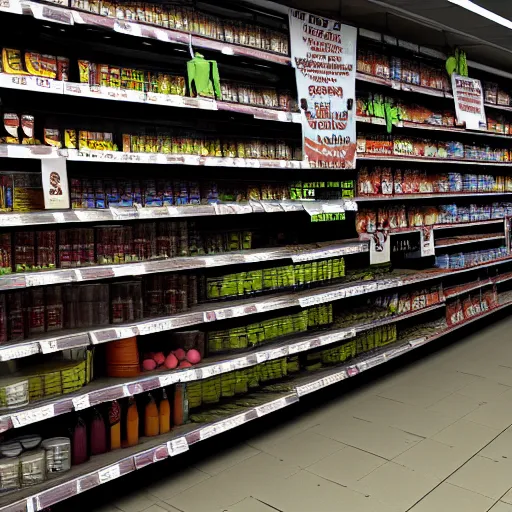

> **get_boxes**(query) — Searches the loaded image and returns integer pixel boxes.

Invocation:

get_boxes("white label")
[41,158,70,209]
[255,397,289,417]
[256,352,269,364]
[39,339,59,354]
[25,273,62,288]
[0,343,39,361]
[154,28,170,42]
[199,413,247,440]
[112,263,146,277]
[289,340,313,354]
[451,74,487,131]
[159,374,179,387]
[72,394,91,411]
[26,498,35,512]
[167,437,189,457]
[266,346,289,360]
[319,328,356,346]
[177,369,199,383]
[11,404,55,427]
[98,464,121,484]
[298,289,346,308]
[409,337,427,348]
[0,0,22,14]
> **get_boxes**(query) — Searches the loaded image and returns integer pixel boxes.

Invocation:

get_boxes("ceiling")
[269,0,512,72]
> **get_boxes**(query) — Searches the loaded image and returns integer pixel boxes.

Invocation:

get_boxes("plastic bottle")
[126,396,139,447]
[71,416,88,465]
[159,389,171,435]
[90,408,107,455]
[144,394,159,437]
[109,400,121,450]
[173,384,189,426]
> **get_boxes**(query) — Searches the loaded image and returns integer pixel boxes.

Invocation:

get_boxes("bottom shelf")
[2,300,512,512]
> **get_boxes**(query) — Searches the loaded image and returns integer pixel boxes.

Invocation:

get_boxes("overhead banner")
[451,74,486,131]
[289,10,357,169]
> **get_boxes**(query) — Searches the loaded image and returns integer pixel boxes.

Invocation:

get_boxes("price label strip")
[167,437,189,457]
[199,413,248,440]
[255,396,293,417]
[97,464,121,484]
[296,372,346,397]
[72,394,91,411]
[11,404,55,428]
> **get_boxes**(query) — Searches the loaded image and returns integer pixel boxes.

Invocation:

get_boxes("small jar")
[42,437,71,475]
[20,449,46,487]
[0,457,20,491]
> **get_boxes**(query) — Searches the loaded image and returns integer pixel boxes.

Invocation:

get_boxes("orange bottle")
[159,389,171,435]
[144,394,159,437]
[173,384,189,426]
[109,400,121,450]
[126,396,139,447]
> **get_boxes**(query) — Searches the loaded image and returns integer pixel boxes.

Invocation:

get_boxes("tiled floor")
[85,315,512,512]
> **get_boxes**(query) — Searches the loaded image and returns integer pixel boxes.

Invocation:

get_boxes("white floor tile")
[463,400,512,430]
[457,379,511,402]
[447,455,512,499]
[306,445,387,485]
[112,492,157,512]
[377,383,451,408]
[255,469,400,512]
[501,486,512,505]
[408,483,493,512]
[351,461,439,509]
[194,443,260,476]
[167,453,298,512]
[222,497,277,512]
[431,419,500,451]
[313,415,423,459]
[146,467,210,501]
[427,393,483,419]
[393,439,472,481]
[256,430,344,468]
[491,503,512,512]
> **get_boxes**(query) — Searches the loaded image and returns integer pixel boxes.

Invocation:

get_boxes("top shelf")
[2,1,291,65]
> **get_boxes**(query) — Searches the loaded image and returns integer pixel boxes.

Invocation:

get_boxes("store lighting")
[447,0,512,30]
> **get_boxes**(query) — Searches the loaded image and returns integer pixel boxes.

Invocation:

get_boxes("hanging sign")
[41,158,70,209]
[420,226,435,257]
[451,74,486,130]
[289,10,357,169]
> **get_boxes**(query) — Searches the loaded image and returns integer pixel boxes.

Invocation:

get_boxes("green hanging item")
[187,53,222,99]
[446,48,468,77]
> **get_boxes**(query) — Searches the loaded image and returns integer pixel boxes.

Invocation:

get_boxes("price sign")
[159,374,179,387]
[112,263,146,277]
[98,464,121,484]
[11,404,55,428]
[0,343,39,361]
[255,397,290,417]
[167,437,189,457]
[39,339,59,354]
[72,394,91,411]
[199,413,248,440]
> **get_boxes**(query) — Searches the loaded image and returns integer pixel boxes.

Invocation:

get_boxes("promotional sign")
[41,158,70,209]
[420,226,435,257]
[451,74,486,131]
[289,10,357,169]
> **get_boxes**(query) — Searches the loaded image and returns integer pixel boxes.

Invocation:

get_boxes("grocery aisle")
[66,314,512,512]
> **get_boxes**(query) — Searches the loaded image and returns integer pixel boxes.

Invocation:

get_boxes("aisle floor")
[98,316,512,512]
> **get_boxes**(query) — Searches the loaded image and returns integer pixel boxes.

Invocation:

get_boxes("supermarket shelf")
[0,302,443,433]
[494,271,512,285]
[444,279,493,299]
[435,234,506,249]
[358,154,512,166]
[0,240,368,291]
[356,115,511,140]
[0,199,355,228]
[355,192,512,202]
[65,148,305,168]
[0,74,302,124]
[5,1,291,66]
[2,254,511,363]
[1,300,510,512]
[385,219,505,236]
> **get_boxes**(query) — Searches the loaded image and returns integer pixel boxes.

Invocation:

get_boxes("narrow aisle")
[68,315,512,512]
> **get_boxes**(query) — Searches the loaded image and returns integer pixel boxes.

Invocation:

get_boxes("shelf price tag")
[255,397,290,417]
[98,464,121,484]
[39,339,59,354]
[26,498,35,512]
[11,404,55,428]
[0,343,39,361]
[0,0,22,14]
[167,437,189,457]
[199,413,248,440]
[159,374,179,387]
[72,394,91,411]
